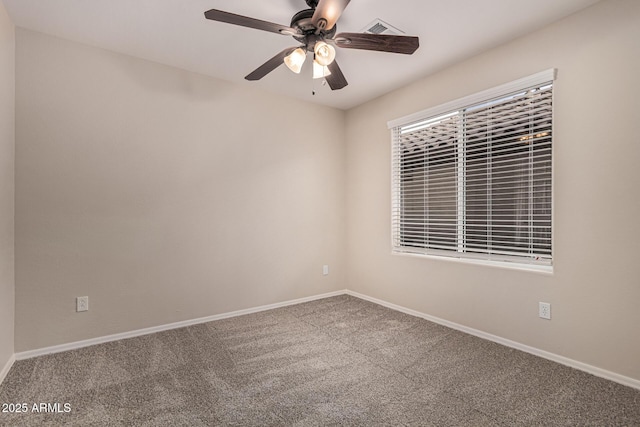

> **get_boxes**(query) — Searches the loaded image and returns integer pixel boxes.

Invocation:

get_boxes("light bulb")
[313,60,332,79]
[284,48,306,74]
[314,41,336,66]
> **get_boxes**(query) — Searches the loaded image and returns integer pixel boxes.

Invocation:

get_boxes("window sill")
[392,250,554,275]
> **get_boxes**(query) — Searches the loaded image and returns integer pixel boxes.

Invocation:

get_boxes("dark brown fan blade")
[245,48,296,81]
[311,0,351,31]
[334,33,419,54]
[204,9,300,36]
[325,60,348,90]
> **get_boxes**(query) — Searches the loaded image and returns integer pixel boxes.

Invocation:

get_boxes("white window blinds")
[390,70,554,267]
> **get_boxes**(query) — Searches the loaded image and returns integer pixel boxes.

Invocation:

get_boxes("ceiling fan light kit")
[313,61,332,79]
[313,41,336,66]
[204,0,419,91]
[284,48,306,74]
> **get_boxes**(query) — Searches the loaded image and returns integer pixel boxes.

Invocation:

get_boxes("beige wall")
[10,0,640,384]
[346,0,640,381]
[14,29,346,351]
[0,2,15,372]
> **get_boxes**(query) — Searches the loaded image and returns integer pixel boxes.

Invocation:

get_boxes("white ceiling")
[3,0,600,110]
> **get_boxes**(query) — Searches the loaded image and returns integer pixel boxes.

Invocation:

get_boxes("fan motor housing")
[290,9,336,45]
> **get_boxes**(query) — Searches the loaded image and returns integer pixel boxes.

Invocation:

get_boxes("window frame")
[388,70,556,272]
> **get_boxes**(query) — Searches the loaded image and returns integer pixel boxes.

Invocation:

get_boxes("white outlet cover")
[77,296,89,312]
[539,302,551,319]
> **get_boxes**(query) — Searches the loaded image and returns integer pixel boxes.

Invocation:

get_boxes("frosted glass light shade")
[313,42,336,66]
[313,60,332,79]
[284,48,306,74]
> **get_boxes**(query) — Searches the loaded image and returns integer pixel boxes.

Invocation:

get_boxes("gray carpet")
[1,295,639,426]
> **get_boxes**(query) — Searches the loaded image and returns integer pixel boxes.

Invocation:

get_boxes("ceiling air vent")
[362,19,403,36]
[368,22,388,34]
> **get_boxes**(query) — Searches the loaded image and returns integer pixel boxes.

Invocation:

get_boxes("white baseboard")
[11,288,640,391]
[346,290,640,391]
[0,353,15,386]
[15,290,347,361]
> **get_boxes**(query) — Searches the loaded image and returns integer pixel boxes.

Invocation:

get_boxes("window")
[389,70,554,268]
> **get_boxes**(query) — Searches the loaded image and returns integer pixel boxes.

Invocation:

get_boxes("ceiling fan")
[204,0,420,90]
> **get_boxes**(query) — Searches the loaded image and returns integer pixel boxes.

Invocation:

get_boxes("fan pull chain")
[311,71,317,96]
[312,70,317,96]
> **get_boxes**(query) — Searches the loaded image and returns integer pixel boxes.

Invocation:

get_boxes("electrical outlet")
[323,265,329,275]
[539,302,551,320]
[76,296,89,312]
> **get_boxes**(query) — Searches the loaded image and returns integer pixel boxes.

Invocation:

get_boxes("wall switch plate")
[77,296,89,312]
[323,265,329,276]
[539,302,551,319]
